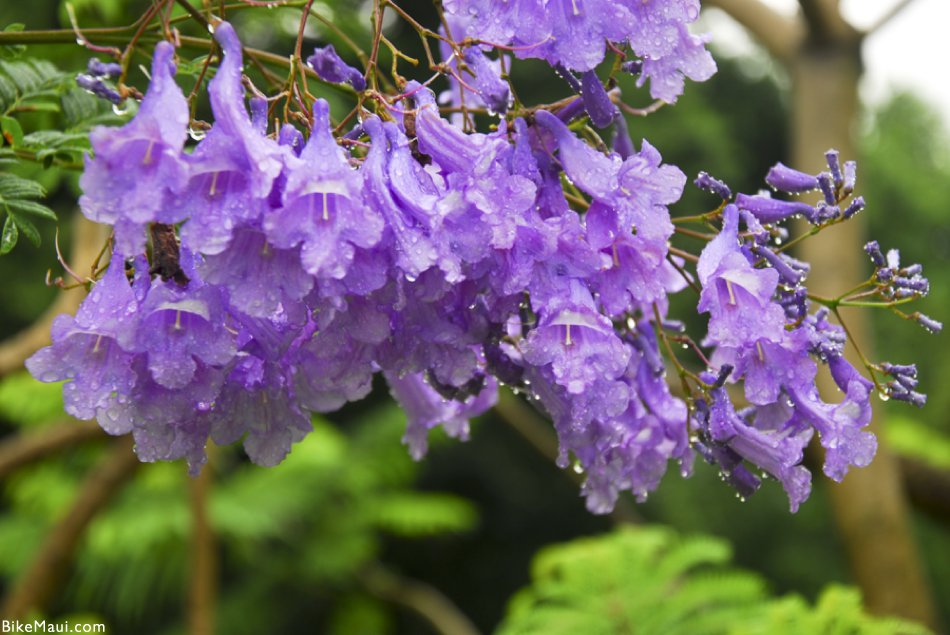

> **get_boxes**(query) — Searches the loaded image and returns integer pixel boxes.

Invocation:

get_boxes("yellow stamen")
[92,334,103,354]
[322,192,329,221]
[756,341,765,362]
[565,324,573,346]
[142,141,155,165]
[726,280,737,306]
[174,310,183,331]
[571,0,581,15]
[209,172,220,197]
[612,243,620,268]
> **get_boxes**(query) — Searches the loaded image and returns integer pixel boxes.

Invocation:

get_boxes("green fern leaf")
[497,527,934,635]
[0,172,55,252]
[0,58,66,114]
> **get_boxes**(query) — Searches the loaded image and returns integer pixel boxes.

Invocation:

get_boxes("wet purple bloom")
[265,100,384,279]
[735,192,816,224]
[198,228,313,318]
[87,58,122,78]
[131,279,236,389]
[706,387,813,512]
[209,357,311,467]
[386,371,497,460]
[176,22,288,255]
[79,41,189,255]
[697,205,786,348]
[765,162,819,193]
[523,280,630,395]
[462,47,512,115]
[26,257,140,421]
[580,70,616,128]
[76,74,122,104]
[307,44,366,92]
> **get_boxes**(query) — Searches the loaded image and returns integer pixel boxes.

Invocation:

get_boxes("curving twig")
[1,437,139,619]
[0,420,105,481]
[360,564,482,635]
[188,457,217,635]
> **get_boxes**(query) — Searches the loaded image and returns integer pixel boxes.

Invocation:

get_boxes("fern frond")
[497,527,934,635]
[0,58,67,115]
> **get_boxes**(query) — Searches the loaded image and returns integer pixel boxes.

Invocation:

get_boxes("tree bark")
[707,0,938,627]
[0,438,138,618]
[789,24,937,631]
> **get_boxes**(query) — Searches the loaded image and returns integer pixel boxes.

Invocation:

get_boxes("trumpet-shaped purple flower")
[265,100,384,279]
[25,258,140,420]
[198,228,313,318]
[79,42,189,255]
[209,357,311,467]
[386,371,497,460]
[697,204,786,348]
[444,0,714,101]
[113,358,224,474]
[523,280,630,395]
[177,23,288,255]
[702,388,813,512]
[462,47,512,115]
[131,280,236,389]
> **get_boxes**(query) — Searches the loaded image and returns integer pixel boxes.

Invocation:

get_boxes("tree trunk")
[791,39,937,628]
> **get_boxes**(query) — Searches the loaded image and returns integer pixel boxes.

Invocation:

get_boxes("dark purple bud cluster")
[76,58,123,105]
[694,172,732,200]
[864,240,935,310]
[880,363,926,407]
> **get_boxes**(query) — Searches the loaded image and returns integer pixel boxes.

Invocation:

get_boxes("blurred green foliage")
[498,526,930,635]
[0,371,479,633]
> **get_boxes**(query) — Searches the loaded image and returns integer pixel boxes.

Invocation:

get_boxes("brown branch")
[494,390,643,525]
[864,0,919,35]
[1,437,139,619]
[798,0,857,43]
[0,215,108,379]
[188,457,216,635]
[898,455,950,526]
[703,0,805,61]
[0,420,106,481]
[360,564,482,635]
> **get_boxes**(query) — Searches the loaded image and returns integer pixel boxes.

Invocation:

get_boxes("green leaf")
[0,214,17,254]
[0,58,67,114]
[9,211,39,246]
[0,24,26,60]
[61,88,100,128]
[498,527,933,635]
[5,198,56,220]
[0,171,45,199]
[0,172,53,252]
[1,114,23,146]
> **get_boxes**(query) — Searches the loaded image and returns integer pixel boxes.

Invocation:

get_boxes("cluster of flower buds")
[35,1,937,514]
[75,58,123,105]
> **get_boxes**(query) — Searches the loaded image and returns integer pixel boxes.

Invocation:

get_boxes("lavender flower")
[79,41,189,255]
[307,44,366,91]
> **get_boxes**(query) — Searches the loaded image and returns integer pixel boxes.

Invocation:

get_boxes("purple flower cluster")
[443,0,716,102]
[26,10,936,514]
[29,23,692,511]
